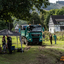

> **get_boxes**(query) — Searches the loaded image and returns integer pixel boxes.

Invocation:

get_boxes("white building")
[49,15,64,33]
[15,24,19,32]
[15,24,28,32]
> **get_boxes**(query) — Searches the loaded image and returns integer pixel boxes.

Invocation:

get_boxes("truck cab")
[21,24,43,45]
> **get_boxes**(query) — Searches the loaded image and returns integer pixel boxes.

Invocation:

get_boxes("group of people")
[43,33,57,45]
[2,35,12,54]
[50,33,57,45]
[2,33,56,53]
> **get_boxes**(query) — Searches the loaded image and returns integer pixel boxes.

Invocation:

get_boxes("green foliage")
[55,9,64,15]
[42,8,64,30]
[50,9,56,15]
[0,20,13,30]
[43,31,50,35]
[43,31,64,41]
[43,12,50,30]
[13,19,27,27]
[29,12,41,24]
[62,6,64,9]
[40,12,45,27]
[0,20,7,30]
[0,0,50,21]
[43,31,50,41]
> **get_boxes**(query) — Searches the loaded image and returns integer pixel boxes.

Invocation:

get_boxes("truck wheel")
[26,41,30,46]
[24,38,29,46]
[24,42,26,44]
[39,42,42,45]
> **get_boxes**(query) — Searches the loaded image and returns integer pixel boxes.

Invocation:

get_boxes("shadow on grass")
[37,47,64,64]
[26,42,52,48]
[0,44,64,64]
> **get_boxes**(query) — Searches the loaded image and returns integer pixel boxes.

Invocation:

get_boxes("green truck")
[21,24,43,45]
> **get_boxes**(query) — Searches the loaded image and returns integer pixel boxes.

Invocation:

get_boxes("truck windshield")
[29,25,42,32]
[32,27,41,31]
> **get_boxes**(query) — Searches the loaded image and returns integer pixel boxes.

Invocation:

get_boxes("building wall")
[60,22,64,25]
[49,26,54,33]
[49,17,54,33]
[54,25,60,32]
[49,16,64,33]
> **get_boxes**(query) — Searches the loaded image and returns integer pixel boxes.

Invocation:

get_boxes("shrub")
[43,31,50,41]
[43,31,50,35]
[42,31,64,41]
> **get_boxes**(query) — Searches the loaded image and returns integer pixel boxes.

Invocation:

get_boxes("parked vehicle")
[21,24,43,45]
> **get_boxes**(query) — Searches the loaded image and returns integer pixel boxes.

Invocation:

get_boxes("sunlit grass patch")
[0,36,26,49]
[43,40,64,50]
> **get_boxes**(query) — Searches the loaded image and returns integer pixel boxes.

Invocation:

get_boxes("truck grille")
[31,34,40,37]
[32,38,39,42]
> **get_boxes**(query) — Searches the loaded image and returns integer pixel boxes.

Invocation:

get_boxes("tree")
[43,8,64,30]
[55,9,64,15]
[44,12,50,30]
[0,20,13,30]
[0,20,7,30]
[0,0,50,21]
[29,12,41,24]
[62,6,64,9]
[13,19,27,27]
[39,12,45,27]
[6,22,13,30]
[50,9,56,15]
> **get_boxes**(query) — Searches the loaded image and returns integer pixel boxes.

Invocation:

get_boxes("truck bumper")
[28,38,42,43]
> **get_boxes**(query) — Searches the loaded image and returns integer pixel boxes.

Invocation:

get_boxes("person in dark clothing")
[2,36,6,53]
[6,35,12,54]
[49,34,52,45]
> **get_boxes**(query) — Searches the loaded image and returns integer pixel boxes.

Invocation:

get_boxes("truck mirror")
[42,27,44,32]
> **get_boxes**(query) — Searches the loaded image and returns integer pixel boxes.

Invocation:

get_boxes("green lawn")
[43,40,64,49]
[0,36,26,49]
[0,36,64,64]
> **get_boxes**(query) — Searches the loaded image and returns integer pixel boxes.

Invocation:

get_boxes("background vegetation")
[43,31,64,41]
[0,1,64,31]
[0,35,64,64]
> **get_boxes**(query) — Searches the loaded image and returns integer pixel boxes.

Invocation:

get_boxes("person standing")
[2,36,6,53]
[53,34,57,44]
[49,34,52,45]
[6,35,12,54]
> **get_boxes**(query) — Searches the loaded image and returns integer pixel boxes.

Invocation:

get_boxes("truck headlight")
[40,38,42,40]
[29,39,31,40]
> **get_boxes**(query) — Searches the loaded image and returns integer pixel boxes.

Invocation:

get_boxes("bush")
[43,31,50,35]
[43,31,50,41]
[45,35,49,41]
[42,31,64,41]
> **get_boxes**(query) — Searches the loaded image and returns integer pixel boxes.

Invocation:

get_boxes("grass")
[43,40,64,49]
[0,46,39,64]
[0,36,26,49]
[0,36,64,64]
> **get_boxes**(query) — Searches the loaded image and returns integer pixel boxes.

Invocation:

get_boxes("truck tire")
[24,38,29,46]
[21,37,26,44]
[39,42,42,45]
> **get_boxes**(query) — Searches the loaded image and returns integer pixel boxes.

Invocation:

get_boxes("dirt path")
[23,45,64,64]
[24,46,31,51]
[37,46,64,64]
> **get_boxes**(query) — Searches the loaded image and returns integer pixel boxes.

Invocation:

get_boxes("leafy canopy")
[0,0,50,21]
[29,12,41,24]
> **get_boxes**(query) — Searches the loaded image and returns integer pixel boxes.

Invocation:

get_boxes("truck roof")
[29,24,42,27]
